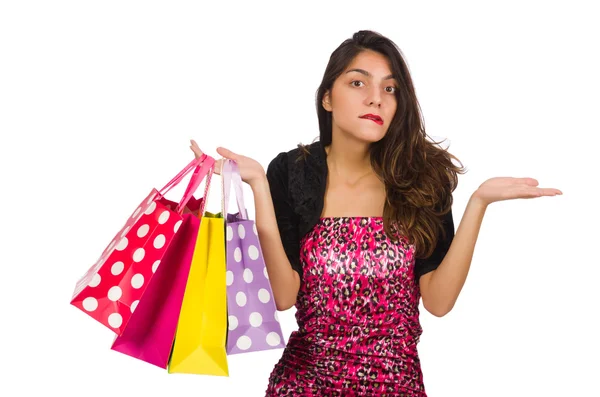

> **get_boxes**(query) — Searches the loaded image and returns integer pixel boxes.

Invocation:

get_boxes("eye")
[350,80,364,87]
[385,86,397,94]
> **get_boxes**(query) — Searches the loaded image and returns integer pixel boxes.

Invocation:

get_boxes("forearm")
[250,175,300,310]
[425,194,488,315]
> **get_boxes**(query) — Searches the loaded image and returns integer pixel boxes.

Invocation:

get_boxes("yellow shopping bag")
[168,211,229,376]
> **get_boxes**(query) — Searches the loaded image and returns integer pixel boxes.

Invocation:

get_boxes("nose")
[365,86,382,107]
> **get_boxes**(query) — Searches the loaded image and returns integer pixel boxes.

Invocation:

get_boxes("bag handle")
[221,159,248,219]
[159,154,207,197]
[176,156,215,214]
[197,160,214,216]
[153,153,215,215]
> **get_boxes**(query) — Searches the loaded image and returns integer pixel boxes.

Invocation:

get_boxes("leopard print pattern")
[265,217,427,396]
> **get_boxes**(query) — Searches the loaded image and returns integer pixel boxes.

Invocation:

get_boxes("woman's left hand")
[472,177,562,206]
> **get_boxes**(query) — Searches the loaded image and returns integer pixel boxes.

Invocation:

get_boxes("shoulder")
[266,140,325,181]
[266,140,327,229]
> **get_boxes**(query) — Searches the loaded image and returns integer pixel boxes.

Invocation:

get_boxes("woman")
[190,30,561,396]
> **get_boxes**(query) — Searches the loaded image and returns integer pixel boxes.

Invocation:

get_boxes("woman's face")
[323,50,398,145]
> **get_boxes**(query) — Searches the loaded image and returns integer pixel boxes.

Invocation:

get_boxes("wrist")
[249,173,268,192]
[470,190,489,210]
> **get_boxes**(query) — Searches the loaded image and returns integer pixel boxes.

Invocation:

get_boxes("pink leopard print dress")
[265,217,427,396]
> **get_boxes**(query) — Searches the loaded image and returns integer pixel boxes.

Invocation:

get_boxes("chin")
[354,130,387,144]
[336,123,389,144]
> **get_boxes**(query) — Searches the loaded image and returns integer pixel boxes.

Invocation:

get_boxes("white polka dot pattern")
[225,218,286,355]
[70,189,187,335]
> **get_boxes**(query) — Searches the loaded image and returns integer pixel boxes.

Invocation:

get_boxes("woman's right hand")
[189,139,266,187]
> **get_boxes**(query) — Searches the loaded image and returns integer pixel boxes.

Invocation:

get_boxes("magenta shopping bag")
[222,160,286,355]
[110,155,215,369]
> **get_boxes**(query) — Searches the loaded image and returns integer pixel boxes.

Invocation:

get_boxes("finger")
[216,147,239,160]
[189,144,204,159]
[518,187,562,199]
[189,144,202,156]
[214,158,223,175]
[517,178,539,186]
[540,188,562,196]
[190,140,205,154]
[190,139,201,150]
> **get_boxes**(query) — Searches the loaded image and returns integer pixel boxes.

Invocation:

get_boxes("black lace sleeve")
[266,152,303,282]
[415,208,455,281]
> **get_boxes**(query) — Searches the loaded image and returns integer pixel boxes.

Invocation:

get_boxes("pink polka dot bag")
[70,155,214,341]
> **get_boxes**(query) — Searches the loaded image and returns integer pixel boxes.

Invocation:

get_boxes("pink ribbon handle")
[176,155,215,214]
[222,159,248,219]
[158,154,207,198]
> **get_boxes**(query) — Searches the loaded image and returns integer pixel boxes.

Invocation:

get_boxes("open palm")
[473,177,562,205]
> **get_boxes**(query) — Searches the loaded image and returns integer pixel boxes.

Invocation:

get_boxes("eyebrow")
[345,68,395,80]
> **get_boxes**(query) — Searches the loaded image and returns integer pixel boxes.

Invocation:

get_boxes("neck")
[325,134,372,179]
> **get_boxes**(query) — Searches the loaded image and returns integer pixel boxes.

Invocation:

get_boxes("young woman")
[190,30,561,397]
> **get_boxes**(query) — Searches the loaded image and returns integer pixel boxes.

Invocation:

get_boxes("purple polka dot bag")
[221,160,286,355]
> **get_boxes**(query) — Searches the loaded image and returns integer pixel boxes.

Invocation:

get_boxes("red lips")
[359,113,383,125]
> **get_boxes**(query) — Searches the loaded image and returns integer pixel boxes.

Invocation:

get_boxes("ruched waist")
[269,328,426,395]
[294,321,421,359]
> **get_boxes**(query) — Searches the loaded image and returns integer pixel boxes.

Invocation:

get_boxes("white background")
[1,1,598,396]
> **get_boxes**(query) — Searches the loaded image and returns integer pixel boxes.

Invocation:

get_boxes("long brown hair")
[306,30,466,259]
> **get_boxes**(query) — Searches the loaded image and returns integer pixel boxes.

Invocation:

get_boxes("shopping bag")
[222,160,286,355]
[109,156,215,369]
[167,210,229,376]
[70,154,214,335]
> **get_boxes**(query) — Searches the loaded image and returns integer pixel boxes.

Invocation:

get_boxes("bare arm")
[251,175,300,311]
[419,177,562,317]
[419,195,486,317]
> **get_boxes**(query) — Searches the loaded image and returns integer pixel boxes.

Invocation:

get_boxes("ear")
[322,90,332,112]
